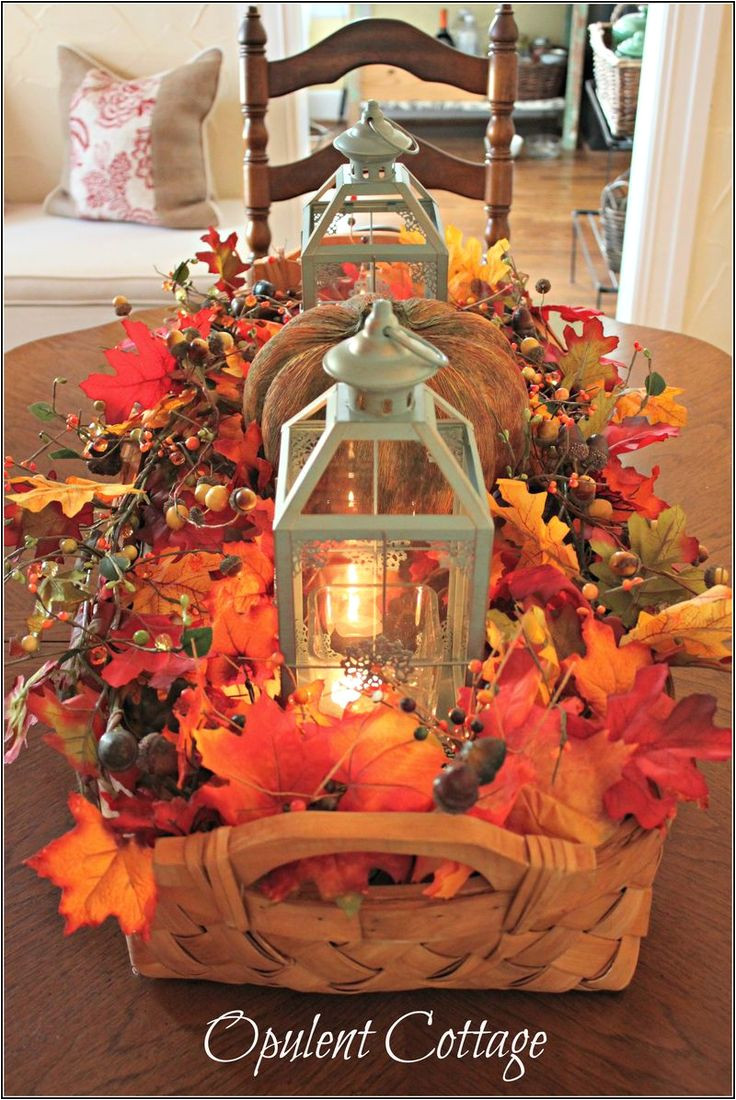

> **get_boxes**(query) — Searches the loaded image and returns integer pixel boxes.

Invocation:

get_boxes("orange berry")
[468,658,483,675]
[20,634,40,653]
[58,611,70,622]
[185,436,200,451]
[120,544,138,562]
[476,689,496,705]
[596,604,606,615]
[292,687,310,705]
[581,582,599,601]
[204,484,230,512]
[41,618,54,631]
[555,387,570,401]
[548,480,558,494]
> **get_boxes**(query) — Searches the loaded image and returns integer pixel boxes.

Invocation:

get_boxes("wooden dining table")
[4,310,732,1097]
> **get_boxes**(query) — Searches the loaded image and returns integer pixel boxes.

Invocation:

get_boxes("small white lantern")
[301,101,449,309]
[273,299,493,715]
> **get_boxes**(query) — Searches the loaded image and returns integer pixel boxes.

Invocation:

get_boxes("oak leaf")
[623,585,732,661]
[612,386,688,428]
[26,793,157,937]
[558,316,620,391]
[6,475,143,518]
[195,227,248,291]
[80,319,176,422]
[490,479,580,578]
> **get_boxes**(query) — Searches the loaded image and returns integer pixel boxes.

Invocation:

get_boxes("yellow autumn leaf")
[489,479,580,577]
[612,386,688,428]
[402,225,510,305]
[132,551,223,617]
[520,604,560,701]
[623,585,732,660]
[6,475,143,518]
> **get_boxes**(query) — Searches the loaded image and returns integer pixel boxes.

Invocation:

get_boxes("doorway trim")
[616,2,725,331]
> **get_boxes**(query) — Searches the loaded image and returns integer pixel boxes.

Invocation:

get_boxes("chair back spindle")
[240,5,518,258]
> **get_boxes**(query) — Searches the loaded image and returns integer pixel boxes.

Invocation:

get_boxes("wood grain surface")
[3,311,731,1097]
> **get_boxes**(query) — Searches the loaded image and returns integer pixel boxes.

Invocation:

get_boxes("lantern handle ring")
[383,325,448,370]
[366,113,420,157]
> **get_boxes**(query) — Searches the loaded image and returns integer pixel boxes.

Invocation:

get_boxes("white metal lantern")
[301,101,449,309]
[273,299,493,715]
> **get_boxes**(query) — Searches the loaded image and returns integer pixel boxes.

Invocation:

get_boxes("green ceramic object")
[616,29,646,59]
[612,10,647,46]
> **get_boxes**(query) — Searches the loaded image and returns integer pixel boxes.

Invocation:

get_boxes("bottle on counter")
[451,8,479,54]
[435,8,455,46]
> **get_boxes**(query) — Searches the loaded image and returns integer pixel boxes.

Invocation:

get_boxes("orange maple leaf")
[27,684,103,775]
[558,316,620,391]
[490,479,580,578]
[567,614,651,716]
[132,550,222,617]
[328,708,447,813]
[26,793,157,937]
[206,542,275,660]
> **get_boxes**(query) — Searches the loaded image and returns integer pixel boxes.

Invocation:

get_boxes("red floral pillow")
[45,46,222,229]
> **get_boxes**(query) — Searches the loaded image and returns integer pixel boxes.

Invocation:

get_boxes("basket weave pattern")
[589,22,641,137]
[517,59,566,101]
[127,812,665,993]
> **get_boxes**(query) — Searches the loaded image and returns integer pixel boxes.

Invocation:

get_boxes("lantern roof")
[333,100,418,166]
[323,300,447,401]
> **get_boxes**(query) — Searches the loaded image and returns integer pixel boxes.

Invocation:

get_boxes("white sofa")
[3,199,300,351]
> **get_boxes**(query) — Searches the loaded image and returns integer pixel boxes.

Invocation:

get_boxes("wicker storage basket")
[601,173,629,273]
[589,18,642,137]
[517,57,567,101]
[127,811,665,993]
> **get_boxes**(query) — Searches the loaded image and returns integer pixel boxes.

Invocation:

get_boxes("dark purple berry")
[470,718,484,734]
[97,727,138,771]
[433,763,479,814]
[253,279,276,298]
[400,697,417,713]
[460,737,507,785]
[232,714,246,729]
[449,707,466,726]
[413,726,429,740]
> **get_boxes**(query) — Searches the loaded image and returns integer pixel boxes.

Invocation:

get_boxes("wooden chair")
[239,4,518,259]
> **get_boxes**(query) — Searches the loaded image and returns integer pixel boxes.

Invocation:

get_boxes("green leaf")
[629,506,688,569]
[171,261,191,285]
[645,371,666,397]
[28,402,57,422]
[49,448,82,460]
[578,387,622,438]
[181,626,212,658]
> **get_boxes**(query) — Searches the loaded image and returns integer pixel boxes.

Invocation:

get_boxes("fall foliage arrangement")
[4,225,731,961]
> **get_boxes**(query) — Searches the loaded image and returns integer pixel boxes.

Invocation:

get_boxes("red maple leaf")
[195,227,249,291]
[603,664,732,827]
[102,617,195,689]
[604,416,680,456]
[601,456,668,520]
[80,319,176,423]
[541,304,605,324]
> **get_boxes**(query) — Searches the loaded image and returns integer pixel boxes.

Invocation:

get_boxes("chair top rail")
[270,140,485,203]
[267,18,489,99]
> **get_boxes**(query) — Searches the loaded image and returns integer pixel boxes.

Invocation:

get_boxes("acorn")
[86,434,123,476]
[704,565,729,587]
[587,498,614,521]
[536,419,562,447]
[535,278,551,295]
[208,329,235,355]
[697,544,709,563]
[97,727,138,771]
[112,294,132,316]
[569,474,597,505]
[586,434,610,471]
[512,305,535,337]
[229,486,258,514]
[564,423,589,463]
[609,550,640,577]
[433,763,479,814]
[188,337,210,364]
[137,733,178,778]
[460,737,506,785]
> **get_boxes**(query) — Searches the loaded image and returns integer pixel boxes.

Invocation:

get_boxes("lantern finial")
[333,101,418,181]
[323,300,448,412]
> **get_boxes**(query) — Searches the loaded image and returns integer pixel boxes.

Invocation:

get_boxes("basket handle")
[226,810,596,892]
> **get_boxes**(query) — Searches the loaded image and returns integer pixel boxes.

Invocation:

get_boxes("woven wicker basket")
[589,19,642,137]
[127,811,665,992]
[517,57,567,101]
[601,173,629,273]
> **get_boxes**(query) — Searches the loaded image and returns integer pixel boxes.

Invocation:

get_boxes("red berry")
[185,436,200,451]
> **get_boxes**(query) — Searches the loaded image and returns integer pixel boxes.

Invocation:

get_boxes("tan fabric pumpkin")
[244,297,528,512]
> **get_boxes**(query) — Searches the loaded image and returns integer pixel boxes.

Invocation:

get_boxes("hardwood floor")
[434,146,631,314]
